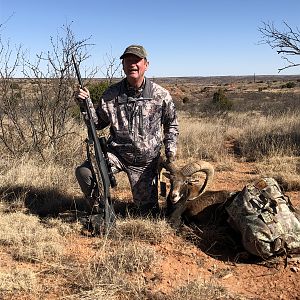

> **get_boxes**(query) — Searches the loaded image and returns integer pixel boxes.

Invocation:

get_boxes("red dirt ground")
[0,161,299,299]
[140,160,300,300]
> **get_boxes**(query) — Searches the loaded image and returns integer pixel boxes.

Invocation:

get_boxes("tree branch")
[258,21,300,72]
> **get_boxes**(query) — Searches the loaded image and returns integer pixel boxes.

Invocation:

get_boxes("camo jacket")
[90,78,179,166]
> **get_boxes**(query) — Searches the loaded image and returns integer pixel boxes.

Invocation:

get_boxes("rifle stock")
[72,54,116,234]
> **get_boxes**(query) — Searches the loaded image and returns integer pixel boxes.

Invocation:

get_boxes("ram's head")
[161,160,214,204]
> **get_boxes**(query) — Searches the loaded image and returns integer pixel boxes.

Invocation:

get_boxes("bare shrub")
[258,21,300,72]
[0,24,90,162]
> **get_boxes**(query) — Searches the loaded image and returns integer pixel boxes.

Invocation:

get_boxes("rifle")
[72,54,116,235]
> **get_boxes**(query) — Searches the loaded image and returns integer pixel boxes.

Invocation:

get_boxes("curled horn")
[180,161,214,197]
[159,159,178,175]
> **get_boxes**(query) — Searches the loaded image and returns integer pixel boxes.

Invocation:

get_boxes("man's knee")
[75,164,92,182]
[75,163,93,197]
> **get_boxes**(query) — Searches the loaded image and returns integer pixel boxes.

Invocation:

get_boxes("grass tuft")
[0,211,65,262]
[0,268,38,294]
[112,217,174,244]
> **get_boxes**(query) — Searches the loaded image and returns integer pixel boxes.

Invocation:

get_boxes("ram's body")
[161,160,235,227]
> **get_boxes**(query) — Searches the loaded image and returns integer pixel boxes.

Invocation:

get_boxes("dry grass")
[44,217,82,236]
[0,154,78,194]
[165,277,244,300]
[255,156,300,191]
[112,218,174,244]
[61,238,161,299]
[235,112,300,160]
[178,113,229,161]
[178,110,300,188]
[0,268,38,294]
[63,288,118,300]
[101,240,158,274]
[0,77,299,299]
[0,211,66,262]
[0,156,79,216]
[63,253,239,300]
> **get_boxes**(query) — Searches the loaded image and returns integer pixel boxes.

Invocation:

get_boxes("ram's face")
[169,175,190,204]
[162,160,214,205]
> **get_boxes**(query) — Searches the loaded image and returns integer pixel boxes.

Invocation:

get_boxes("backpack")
[225,177,300,259]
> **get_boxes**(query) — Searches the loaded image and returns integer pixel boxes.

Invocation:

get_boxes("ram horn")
[180,161,214,197]
[159,160,179,175]
[180,161,214,177]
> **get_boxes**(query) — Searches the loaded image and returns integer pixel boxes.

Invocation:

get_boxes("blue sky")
[1,0,300,77]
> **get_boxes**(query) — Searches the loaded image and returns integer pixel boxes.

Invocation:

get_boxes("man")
[75,45,179,216]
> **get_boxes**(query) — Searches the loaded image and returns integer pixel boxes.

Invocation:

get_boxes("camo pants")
[75,152,159,215]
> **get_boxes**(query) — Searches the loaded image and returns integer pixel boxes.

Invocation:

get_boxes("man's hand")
[74,86,90,104]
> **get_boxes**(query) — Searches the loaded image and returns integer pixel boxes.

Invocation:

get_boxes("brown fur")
[184,190,234,218]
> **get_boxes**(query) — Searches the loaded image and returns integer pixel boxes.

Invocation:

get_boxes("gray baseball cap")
[120,45,147,59]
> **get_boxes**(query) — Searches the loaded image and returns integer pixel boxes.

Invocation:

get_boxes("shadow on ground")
[0,184,135,218]
[179,207,265,265]
[0,184,265,264]
[0,185,82,216]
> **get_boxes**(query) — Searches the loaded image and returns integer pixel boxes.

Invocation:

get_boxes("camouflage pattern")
[226,177,300,258]
[120,45,147,59]
[77,78,178,212]
[76,152,159,214]
[92,78,179,166]
[108,152,159,211]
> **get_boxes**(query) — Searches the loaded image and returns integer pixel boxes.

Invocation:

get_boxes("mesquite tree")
[0,24,91,160]
[259,21,300,72]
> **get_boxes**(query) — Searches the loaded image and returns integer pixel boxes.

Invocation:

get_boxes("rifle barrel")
[72,53,116,234]
[72,54,84,88]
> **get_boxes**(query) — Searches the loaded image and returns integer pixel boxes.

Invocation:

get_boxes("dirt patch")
[152,161,300,300]
[1,161,300,299]
[196,162,300,299]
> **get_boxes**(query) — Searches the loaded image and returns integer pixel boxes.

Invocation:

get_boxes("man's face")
[122,54,149,82]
